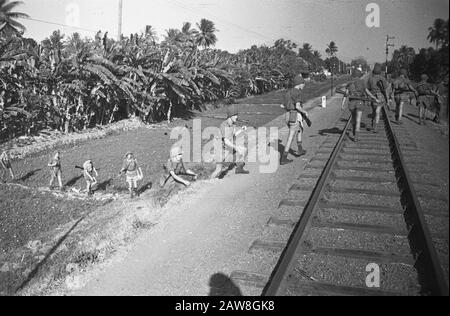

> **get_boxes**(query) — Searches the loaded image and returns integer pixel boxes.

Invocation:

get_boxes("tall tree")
[325,41,338,57]
[0,0,29,36]
[302,42,312,53]
[196,18,217,49]
[427,18,449,50]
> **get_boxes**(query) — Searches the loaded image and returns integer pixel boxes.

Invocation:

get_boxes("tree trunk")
[167,101,173,123]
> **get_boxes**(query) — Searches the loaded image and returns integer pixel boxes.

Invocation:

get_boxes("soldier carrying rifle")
[210,105,250,179]
[336,79,370,142]
[365,63,390,133]
[392,69,418,124]
[280,74,311,165]
[416,74,440,125]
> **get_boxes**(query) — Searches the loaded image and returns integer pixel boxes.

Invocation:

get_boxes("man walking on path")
[280,74,311,165]
[416,74,440,125]
[336,79,368,142]
[393,69,418,124]
[210,105,249,179]
[365,63,389,133]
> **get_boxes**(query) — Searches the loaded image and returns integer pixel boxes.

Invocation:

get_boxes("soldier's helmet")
[226,105,238,119]
[421,74,429,82]
[372,63,382,75]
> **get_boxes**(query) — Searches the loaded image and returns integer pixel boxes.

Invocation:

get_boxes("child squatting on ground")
[1,150,15,183]
[160,145,198,188]
[48,151,63,190]
[120,152,143,198]
[83,160,98,196]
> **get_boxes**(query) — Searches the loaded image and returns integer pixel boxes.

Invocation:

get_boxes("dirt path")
[54,95,346,296]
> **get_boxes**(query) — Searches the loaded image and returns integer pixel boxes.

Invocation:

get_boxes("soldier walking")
[365,63,389,133]
[336,79,368,142]
[48,151,64,191]
[210,105,249,179]
[393,69,418,124]
[416,74,440,125]
[280,74,311,165]
[120,152,143,198]
[0,150,15,182]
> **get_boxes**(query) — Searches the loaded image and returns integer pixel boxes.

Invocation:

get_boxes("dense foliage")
[0,19,334,140]
[387,19,449,82]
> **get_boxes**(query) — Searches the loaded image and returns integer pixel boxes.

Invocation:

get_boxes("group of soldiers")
[0,72,314,194]
[1,149,146,198]
[2,67,442,195]
[336,63,443,142]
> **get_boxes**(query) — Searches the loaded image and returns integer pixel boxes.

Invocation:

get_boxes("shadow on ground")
[208,273,243,296]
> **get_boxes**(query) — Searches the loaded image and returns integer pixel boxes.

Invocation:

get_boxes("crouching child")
[160,146,197,188]
[120,152,143,198]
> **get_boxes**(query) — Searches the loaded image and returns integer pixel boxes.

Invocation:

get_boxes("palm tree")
[0,0,29,36]
[396,45,416,69]
[427,18,448,49]
[313,50,321,59]
[196,18,217,50]
[164,28,183,46]
[325,41,338,57]
[144,25,157,43]
[302,43,312,53]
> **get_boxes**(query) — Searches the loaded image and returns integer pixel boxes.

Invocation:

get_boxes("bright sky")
[19,0,449,63]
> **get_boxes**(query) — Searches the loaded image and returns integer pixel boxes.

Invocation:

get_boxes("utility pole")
[117,0,123,41]
[385,35,395,79]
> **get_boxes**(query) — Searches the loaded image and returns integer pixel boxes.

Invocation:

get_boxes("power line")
[165,0,274,43]
[23,17,98,33]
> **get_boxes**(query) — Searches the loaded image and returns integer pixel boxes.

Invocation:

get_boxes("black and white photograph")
[0,0,448,299]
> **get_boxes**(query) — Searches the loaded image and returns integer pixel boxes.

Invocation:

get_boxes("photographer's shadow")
[208,273,243,296]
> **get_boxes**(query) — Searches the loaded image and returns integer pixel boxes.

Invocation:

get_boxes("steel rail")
[263,115,352,296]
[263,108,449,296]
[382,106,449,296]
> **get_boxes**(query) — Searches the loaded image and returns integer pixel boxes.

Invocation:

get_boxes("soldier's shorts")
[418,95,434,109]
[371,93,385,110]
[348,100,366,112]
[285,113,304,133]
[394,93,409,105]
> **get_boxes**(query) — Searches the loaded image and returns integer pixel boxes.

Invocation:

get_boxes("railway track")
[231,106,449,296]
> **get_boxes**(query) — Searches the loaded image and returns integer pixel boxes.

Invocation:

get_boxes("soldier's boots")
[235,162,250,175]
[280,152,293,165]
[292,142,307,157]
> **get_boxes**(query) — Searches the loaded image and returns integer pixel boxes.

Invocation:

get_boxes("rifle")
[236,119,257,129]
[75,166,100,171]
[347,96,373,103]
[376,79,389,103]
[301,112,312,127]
